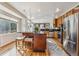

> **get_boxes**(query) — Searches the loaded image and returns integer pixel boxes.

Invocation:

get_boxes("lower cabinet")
[32,34,46,52]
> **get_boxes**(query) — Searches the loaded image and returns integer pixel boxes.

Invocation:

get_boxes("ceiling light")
[56,8,60,13]
[37,9,40,12]
[55,15,58,18]
[31,16,35,19]
[27,20,30,23]
[27,16,30,19]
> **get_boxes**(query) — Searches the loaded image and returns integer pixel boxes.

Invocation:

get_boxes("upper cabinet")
[56,16,62,27]
[53,16,63,28]
[53,6,78,28]
[53,19,57,27]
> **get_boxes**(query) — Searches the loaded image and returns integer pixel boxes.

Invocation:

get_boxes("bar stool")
[24,38,32,49]
[22,32,34,49]
[16,36,24,50]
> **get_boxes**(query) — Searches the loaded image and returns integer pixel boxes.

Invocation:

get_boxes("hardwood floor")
[16,41,49,56]
[0,41,15,55]
[53,39,63,48]
[0,38,67,56]
[18,49,49,56]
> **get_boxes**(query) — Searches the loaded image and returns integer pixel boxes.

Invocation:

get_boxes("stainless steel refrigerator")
[63,13,78,56]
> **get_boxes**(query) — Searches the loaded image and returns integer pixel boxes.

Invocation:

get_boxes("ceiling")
[9,2,78,23]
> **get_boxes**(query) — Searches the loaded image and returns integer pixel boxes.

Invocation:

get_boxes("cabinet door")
[33,34,46,51]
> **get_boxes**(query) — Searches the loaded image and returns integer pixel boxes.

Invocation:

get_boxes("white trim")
[0,32,16,36]
[0,13,18,22]
[0,4,22,19]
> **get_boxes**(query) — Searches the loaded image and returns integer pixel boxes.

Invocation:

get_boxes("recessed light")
[27,20,30,23]
[56,8,60,13]
[37,9,40,12]
[55,15,58,18]
[27,16,30,19]
[31,16,35,19]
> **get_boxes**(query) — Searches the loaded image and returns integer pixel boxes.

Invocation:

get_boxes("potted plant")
[35,26,39,33]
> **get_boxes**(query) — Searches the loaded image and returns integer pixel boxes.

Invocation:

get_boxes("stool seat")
[24,38,32,41]
[16,37,24,40]
[16,36,24,50]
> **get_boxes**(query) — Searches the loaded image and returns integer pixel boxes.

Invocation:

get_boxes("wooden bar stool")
[16,37,24,50]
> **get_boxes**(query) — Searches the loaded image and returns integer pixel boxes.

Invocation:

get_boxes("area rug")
[47,38,68,56]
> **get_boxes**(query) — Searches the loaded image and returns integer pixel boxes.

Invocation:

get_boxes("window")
[0,18,17,34]
[10,23,17,32]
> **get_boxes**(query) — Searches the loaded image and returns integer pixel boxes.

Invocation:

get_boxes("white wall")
[32,19,53,23]
[0,33,17,46]
[0,4,22,18]
[21,18,28,32]
[0,3,25,47]
[0,3,26,32]
[32,18,54,29]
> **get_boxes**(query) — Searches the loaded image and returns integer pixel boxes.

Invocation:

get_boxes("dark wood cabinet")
[32,34,47,52]
[22,32,34,38]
